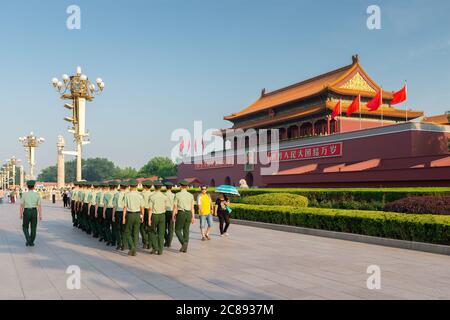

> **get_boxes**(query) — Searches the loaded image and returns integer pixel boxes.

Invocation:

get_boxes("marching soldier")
[123,180,144,256]
[148,181,168,255]
[103,181,118,247]
[86,182,96,236]
[20,180,42,247]
[140,181,154,249]
[95,183,106,242]
[88,183,99,238]
[164,182,175,247]
[173,180,195,253]
[79,182,89,233]
[112,181,128,251]
[70,183,79,227]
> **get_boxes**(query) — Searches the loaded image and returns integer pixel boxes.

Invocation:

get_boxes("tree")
[138,157,177,178]
[114,167,138,180]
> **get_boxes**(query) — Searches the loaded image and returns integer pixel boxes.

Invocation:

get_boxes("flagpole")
[359,95,362,130]
[405,81,408,123]
[381,87,384,126]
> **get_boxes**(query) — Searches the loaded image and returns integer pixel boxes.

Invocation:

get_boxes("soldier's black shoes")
[26,242,29,247]
[128,251,137,256]
[150,249,158,255]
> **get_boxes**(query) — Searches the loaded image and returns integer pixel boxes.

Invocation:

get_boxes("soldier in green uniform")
[173,180,196,253]
[103,181,118,247]
[148,181,168,255]
[88,183,99,238]
[78,182,88,233]
[95,183,106,242]
[140,180,153,249]
[123,180,144,256]
[71,183,79,227]
[164,182,175,247]
[112,181,128,251]
[20,180,42,246]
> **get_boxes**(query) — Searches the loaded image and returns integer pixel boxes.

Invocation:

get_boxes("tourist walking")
[197,186,213,241]
[215,193,231,236]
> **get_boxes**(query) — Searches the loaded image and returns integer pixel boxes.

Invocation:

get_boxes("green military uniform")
[103,182,117,246]
[79,184,88,232]
[113,182,127,250]
[140,181,154,249]
[164,182,175,247]
[71,185,78,227]
[123,180,144,256]
[83,184,93,234]
[95,185,106,242]
[148,182,168,255]
[21,181,41,246]
[88,185,99,237]
[174,180,195,253]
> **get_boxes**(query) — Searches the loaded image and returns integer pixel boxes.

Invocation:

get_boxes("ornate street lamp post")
[19,132,45,180]
[51,67,105,181]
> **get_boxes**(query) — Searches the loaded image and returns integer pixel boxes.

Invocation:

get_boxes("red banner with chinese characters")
[269,142,342,162]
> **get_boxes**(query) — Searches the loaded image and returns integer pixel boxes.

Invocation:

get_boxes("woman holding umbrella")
[214,185,239,237]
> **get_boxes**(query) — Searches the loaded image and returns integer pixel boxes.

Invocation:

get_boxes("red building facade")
[178,56,450,187]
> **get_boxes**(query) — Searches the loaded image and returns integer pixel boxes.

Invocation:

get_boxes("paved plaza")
[1,201,450,300]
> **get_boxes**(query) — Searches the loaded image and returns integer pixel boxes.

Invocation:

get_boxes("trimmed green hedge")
[241,193,308,207]
[197,187,450,211]
[230,203,450,245]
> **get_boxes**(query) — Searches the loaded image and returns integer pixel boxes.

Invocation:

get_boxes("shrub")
[240,193,308,207]
[384,196,450,215]
[230,203,450,245]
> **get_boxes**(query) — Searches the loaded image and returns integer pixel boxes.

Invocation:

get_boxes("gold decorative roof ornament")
[339,72,376,93]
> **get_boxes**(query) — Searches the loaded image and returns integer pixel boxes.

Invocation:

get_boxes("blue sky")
[1,0,449,172]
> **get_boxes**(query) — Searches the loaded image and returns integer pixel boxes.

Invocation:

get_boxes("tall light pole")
[51,67,105,181]
[19,132,45,180]
[6,157,20,187]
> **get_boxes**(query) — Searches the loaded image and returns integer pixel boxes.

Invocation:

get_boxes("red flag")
[179,139,185,153]
[331,100,341,120]
[346,95,360,117]
[187,140,191,152]
[391,84,407,105]
[367,90,382,111]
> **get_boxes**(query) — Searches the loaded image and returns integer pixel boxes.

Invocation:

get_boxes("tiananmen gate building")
[178,56,450,187]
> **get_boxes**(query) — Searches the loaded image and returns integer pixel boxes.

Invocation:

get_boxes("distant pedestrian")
[215,193,231,237]
[63,191,68,208]
[197,186,213,241]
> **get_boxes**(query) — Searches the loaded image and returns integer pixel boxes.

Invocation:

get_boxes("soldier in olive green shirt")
[95,183,107,242]
[148,181,168,255]
[173,180,196,253]
[164,182,175,247]
[112,181,128,251]
[103,182,118,247]
[20,180,42,247]
[123,180,144,256]
[140,181,154,250]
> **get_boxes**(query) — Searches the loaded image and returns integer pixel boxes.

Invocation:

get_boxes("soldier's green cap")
[142,180,153,187]
[153,181,163,187]
[164,182,174,187]
[27,180,36,187]
[109,181,119,187]
[119,181,129,188]
[179,180,189,186]
[128,179,138,187]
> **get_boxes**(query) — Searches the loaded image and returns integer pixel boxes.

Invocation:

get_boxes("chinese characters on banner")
[269,142,343,162]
